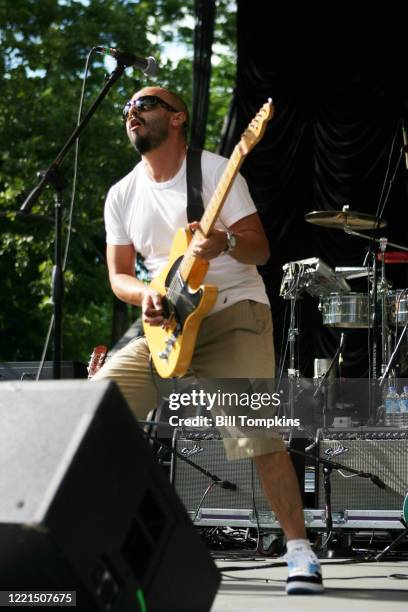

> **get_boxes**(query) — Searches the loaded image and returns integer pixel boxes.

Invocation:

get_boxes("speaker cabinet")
[0,381,219,612]
[318,437,408,511]
[172,435,270,515]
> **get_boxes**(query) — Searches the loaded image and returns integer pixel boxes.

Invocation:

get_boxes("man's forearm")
[109,273,150,306]
[228,229,270,265]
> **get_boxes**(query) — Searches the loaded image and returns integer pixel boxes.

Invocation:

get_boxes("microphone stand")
[19,58,128,379]
[138,421,237,491]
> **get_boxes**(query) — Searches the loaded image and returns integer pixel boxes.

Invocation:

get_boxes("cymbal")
[305,210,387,230]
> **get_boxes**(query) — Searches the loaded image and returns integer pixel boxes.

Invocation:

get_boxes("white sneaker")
[285,548,324,594]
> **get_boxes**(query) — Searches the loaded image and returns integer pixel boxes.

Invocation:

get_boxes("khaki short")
[93,300,285,459]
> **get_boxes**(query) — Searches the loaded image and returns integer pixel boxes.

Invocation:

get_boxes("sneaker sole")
[286,580,324,595]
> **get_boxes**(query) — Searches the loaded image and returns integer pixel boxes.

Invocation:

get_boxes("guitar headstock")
[87,345,107,378]
[239,99,275,155]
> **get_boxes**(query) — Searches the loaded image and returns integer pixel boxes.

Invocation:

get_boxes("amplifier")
[0,361,87,381]
[318,432,408,511]
[172,435,269,518]
[171,432,314,526]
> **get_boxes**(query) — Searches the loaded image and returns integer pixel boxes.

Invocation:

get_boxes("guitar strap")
[186,148,204,222]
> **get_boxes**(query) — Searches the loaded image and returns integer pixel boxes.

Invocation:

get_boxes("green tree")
[0,0,236,364]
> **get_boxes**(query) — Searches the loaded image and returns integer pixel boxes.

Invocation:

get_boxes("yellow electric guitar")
[144,99,275,378]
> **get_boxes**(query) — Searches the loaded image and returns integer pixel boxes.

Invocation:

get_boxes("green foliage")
[0,0,236,364]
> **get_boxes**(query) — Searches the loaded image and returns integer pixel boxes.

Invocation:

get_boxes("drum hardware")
[279,259,350,443]
[378,238,391,376]
[279,260,309,438]
[379,315,408,385]
[280,257,350,299]
[306,203,408,381]
[296,205,408,423]
[342,225,408,254]
[334,266,371,280]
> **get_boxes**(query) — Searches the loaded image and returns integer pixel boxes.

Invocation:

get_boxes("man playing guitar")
[93,85,324,594]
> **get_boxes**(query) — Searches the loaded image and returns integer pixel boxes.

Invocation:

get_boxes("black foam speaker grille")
[0,380,219,612]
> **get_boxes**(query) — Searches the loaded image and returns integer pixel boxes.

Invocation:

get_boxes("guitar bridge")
[158,329,180,361]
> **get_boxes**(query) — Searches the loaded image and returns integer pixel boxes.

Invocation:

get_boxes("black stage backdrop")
[227,2,408,377]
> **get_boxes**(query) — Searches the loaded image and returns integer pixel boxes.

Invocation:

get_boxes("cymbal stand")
[288,295,299,424]
[378,238,392,377]
[279,263,302,445]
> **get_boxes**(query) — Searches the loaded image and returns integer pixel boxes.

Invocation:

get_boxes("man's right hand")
[142,291,165,326]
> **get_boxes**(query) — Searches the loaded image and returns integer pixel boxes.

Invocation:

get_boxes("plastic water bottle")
[399,385,408,427]
[385,386,399,426]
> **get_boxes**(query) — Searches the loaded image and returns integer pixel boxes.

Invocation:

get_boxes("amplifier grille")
[318,439,408,510]
[172,438,270,513]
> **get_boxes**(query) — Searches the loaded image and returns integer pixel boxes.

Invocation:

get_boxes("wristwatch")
[225,231,237,253]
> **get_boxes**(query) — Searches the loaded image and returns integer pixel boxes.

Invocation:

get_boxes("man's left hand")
[188,221,228,261]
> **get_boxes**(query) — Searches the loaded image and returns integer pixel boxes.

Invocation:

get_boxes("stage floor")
[213,557,408,611]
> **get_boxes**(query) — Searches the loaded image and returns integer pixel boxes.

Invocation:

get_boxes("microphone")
[402,121,408,171]
[95,47,158,76]
[220,481,237,490]
[217,480,237,491]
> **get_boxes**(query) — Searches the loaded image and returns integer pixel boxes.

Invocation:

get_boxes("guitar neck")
[179,144,245,281]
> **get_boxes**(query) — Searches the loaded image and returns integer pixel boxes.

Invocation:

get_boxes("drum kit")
[280,205,408,387]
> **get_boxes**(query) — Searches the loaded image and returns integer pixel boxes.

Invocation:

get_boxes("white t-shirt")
[104,149,270,313]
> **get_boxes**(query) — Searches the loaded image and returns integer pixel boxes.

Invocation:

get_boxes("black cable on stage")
[221,572,408,583]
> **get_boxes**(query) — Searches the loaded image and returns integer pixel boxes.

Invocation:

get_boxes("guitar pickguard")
[164,257,203,328]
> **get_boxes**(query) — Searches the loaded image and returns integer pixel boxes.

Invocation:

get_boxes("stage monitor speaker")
[0,380,220,612]
[318,436,408,511]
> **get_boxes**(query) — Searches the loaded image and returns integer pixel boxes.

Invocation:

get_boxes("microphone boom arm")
[20,57,127,213]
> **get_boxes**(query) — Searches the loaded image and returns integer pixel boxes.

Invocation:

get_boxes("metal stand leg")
[375,519,408,561]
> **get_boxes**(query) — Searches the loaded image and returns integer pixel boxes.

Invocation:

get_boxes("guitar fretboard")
[178,144,245,282]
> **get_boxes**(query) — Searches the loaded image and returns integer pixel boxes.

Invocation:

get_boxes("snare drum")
[319,292,372,328]
[388,290,408,327]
